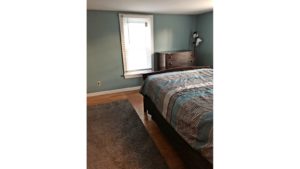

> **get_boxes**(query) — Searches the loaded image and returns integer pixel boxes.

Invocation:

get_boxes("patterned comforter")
[140,69,213,163]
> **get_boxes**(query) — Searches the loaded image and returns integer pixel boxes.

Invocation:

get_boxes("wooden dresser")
[157,50,195,70]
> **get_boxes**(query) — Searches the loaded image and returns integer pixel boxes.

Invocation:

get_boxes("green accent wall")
[87,11,197,93]
[195,11,213,66]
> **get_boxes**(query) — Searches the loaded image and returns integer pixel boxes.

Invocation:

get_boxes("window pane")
[123,17,152,71]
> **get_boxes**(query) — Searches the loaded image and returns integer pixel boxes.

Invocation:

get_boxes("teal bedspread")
[141,69,213,163]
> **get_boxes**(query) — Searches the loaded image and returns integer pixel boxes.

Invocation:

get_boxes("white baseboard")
[87,86,141,97]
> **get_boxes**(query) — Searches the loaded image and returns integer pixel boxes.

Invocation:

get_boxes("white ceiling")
[87,0,213,15]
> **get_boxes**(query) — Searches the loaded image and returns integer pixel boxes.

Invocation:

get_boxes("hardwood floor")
[87,90,187,169]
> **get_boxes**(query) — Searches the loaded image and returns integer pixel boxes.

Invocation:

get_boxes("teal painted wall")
[195,11,213,66]
[87,11,197,93]
[87,11,142,93]
[154,15,196,52]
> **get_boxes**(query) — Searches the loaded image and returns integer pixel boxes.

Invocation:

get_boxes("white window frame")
[119,13,154,79]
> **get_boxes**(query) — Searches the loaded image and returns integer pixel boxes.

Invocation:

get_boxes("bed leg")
[143,96,147,113]
[143,103,148,114]
[143,97,149,120]
[144,104,147,112]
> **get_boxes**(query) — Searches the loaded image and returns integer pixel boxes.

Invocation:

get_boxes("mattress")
[140,69,213,163]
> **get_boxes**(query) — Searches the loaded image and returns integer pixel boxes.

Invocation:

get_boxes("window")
[119,13,154,78]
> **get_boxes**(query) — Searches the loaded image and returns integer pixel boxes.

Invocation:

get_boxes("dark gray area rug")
[87,100,169,169]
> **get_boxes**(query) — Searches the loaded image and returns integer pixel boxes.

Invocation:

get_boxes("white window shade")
[119,14,154,78]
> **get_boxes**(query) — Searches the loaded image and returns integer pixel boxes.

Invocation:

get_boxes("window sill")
[124,70,153,79]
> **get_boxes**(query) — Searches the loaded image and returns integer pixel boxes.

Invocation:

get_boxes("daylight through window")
[119,14,154,78]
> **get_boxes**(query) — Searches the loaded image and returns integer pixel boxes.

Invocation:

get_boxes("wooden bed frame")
[142,66,213,169]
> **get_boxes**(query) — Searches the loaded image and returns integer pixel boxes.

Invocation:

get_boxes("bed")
[141,66,213,169]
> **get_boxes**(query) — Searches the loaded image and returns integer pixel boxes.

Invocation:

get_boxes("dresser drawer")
[166,52,193,60]
[167,58,195,68]
[158,50,195,70]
